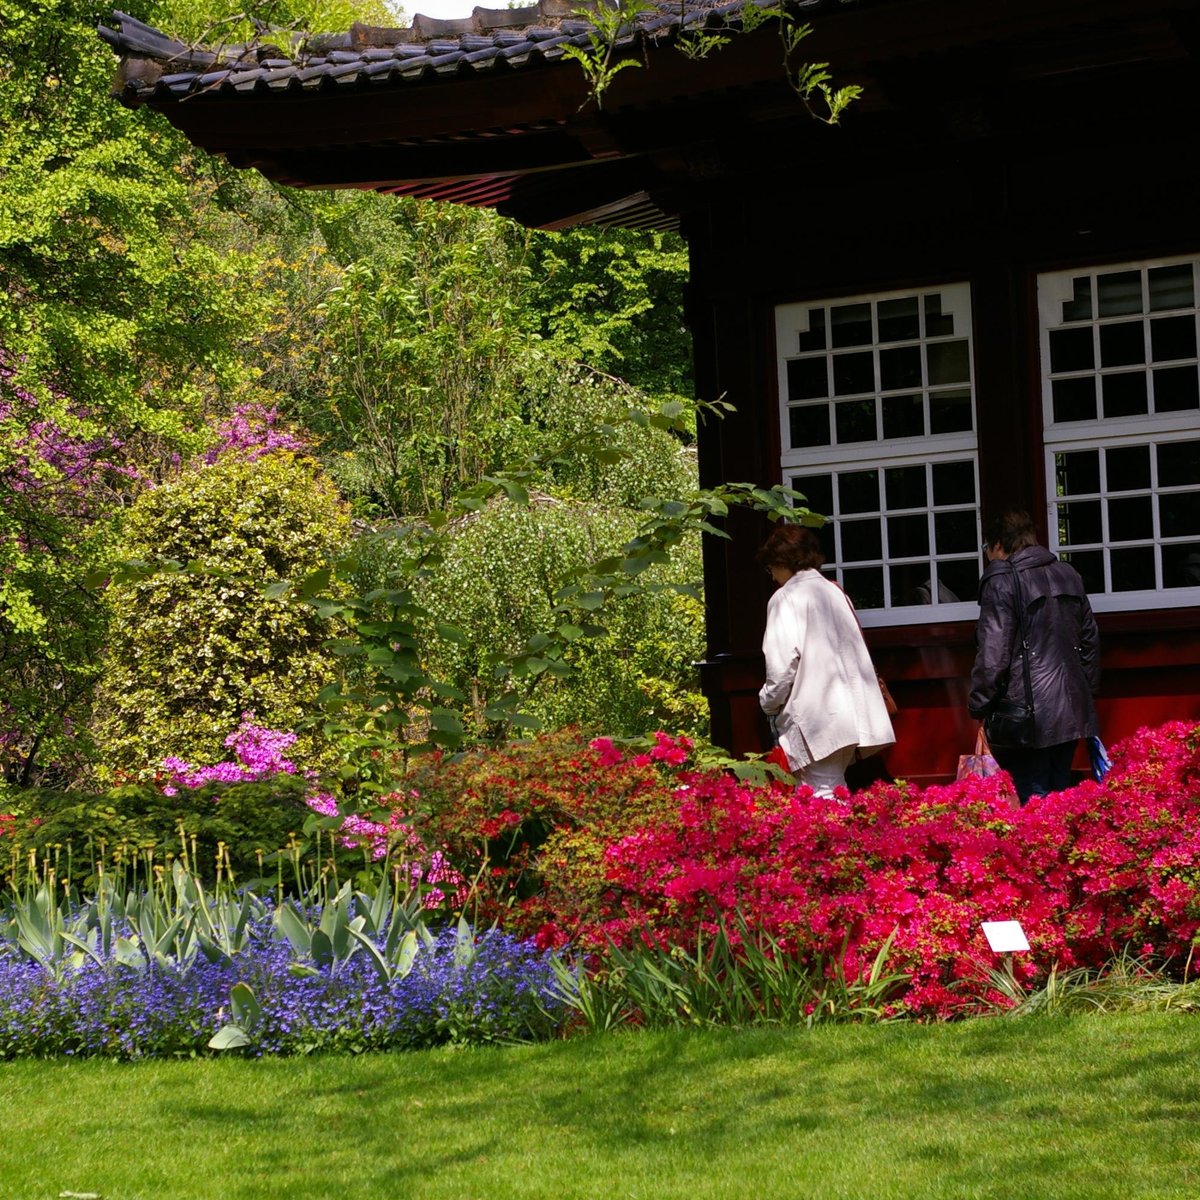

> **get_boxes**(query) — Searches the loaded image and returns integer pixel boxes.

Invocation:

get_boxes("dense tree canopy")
[0,0,699,791]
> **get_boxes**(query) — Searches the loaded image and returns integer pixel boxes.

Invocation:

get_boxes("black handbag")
[983,562,1037,748]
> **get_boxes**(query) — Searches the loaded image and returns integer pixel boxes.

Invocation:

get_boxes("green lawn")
[3,1013,1198,1199]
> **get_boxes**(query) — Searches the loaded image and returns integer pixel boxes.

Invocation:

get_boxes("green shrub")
[407,498,707,740]
[93,451,350,778]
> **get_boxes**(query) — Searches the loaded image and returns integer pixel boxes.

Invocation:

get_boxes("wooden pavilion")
[101,0,1200,779]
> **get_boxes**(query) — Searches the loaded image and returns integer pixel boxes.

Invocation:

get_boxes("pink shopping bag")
[956,726,1000,781]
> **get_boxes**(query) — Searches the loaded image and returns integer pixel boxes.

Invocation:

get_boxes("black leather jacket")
[968,545,1100,747]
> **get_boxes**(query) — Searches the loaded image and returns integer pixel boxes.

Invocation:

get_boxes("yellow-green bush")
[411,497,707,740]
[93,452,350,778]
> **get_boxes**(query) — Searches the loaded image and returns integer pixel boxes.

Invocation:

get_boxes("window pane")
[932,460,976,506]
[878,296,920,343]
[938,559,979,603]
[1050,327,1095,372]
[838,470,879,514]
[1062,549,1104,593]
[798,308,827,352]
[843,566,884,610]
[934,509,978,554]
[831,303,872,348]
[887,514,930,558]
[789,405,831,448]
[1150,316,1196,363]
[924,293,955,336]
[833,351,874,396]
[1153,366,1200,412]
[775,285,977,620]
[1058,500,1103,545]
[1110,545,1155,592]
[1149,264,1194,312]
[1052,376,1096,422]
[890,562,933,606]
[1163,543,1200,588]
[1105,445,1151,491]
[788,357,828,400]
[1098,270,1143,316]
[1157,440,1200,488]
[1107,495,1153,542]
[836,399,877,443]
[841,519,883,561]
[1160,492,1200,538]
[929,388,973,434]
[885,465,928,509]
[879,345,921,391]
[1099,321,1145,368]
[1061,276,1093,322]
[882,394,924,439]
[1102,371,1148,418]
[926,340,971,385]
[792,474,833,518]
[1055,449,1100,497]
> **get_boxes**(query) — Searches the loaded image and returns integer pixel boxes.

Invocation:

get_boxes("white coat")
[758,570,896,769]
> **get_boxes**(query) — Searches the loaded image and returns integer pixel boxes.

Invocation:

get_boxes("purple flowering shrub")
[200,403,309,465]
[1,359,145,788]
[160,714,466,902]
[0,918,564,1059]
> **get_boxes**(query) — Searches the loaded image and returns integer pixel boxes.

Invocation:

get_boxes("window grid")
[775,284,983,627]
[790,460,983,616]
[776,283,977,467]
[1040,255,1200,611]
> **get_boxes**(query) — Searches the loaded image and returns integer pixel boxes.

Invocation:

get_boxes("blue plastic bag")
[1087,735,1111,782]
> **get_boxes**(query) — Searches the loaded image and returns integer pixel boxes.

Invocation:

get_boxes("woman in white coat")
[757,523,895,797]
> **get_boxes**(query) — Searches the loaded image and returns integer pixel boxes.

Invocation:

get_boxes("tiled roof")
[99,0,833,104]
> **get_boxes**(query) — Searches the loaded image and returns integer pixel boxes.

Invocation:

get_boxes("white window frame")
[1039,254,1200,613]
[775,282,982,628]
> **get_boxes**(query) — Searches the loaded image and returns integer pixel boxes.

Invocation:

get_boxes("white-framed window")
[1039,255,1200,612]
[775,283,982,627]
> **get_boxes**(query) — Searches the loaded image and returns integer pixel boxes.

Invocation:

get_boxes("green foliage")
[561,0,861,124]
[283,198,547,519]
[532,229,691,407]
[414,497,706,741]
[780,19,864,123]
[553,921,907,1031]
[0,0,333,786]
[94,451,350,776]
[1,775,312,887]
[0,0,270,433]
[561,0,656,109]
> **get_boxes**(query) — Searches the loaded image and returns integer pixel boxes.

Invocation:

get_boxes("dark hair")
[984,509,1038,555]
[756,522,825,572]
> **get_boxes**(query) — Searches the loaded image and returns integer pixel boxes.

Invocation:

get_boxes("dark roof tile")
[99,0,830,103]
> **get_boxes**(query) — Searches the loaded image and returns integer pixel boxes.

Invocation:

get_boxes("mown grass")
[2,1013,1199,1199]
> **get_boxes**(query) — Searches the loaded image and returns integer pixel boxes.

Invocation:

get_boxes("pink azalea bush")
[161,714,464,903]
[567,722,1200,1017]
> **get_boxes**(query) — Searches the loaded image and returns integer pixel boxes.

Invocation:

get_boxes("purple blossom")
[201,403,307,465]
[0,918,565,1059]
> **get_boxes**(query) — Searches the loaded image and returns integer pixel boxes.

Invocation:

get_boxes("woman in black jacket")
[968,510,1101,804]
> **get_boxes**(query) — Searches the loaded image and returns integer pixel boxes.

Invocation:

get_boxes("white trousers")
[795,745,856,799]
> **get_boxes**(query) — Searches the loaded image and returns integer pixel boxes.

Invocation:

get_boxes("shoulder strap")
[1008,561,1035,712]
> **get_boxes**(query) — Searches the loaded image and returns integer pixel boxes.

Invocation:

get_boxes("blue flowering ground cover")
[0,921,567,1059]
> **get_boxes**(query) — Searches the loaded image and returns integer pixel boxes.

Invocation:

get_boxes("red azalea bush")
[584,721,1200,1016]
[399,729,687,939]
[396,721,1200,1017]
